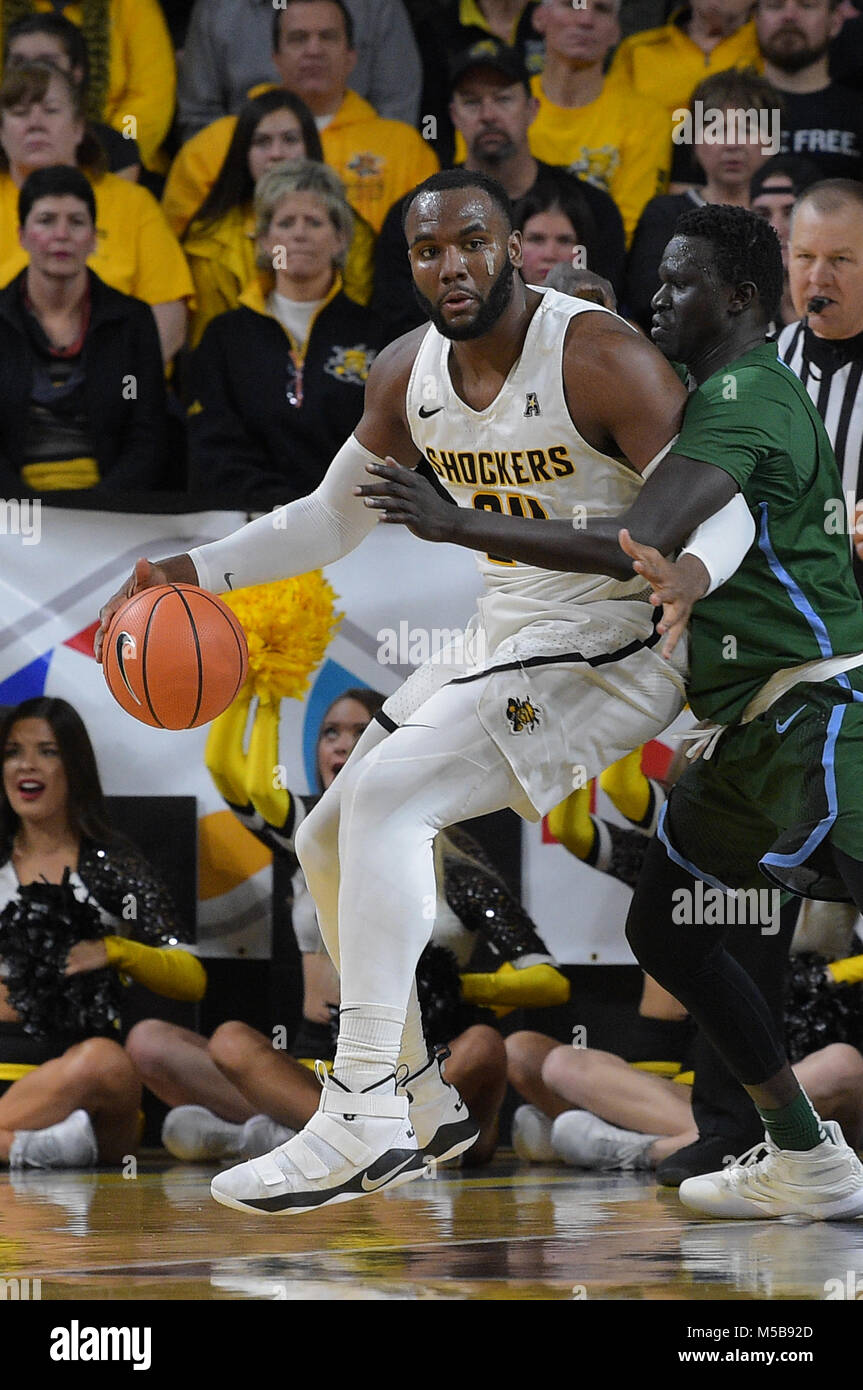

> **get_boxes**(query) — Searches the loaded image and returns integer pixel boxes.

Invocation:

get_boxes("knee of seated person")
[505,1030,551,1084]
[125,1018,183,1076]
[541,1042,592,1097]
[209,1019,264,1076]
[811,1041,863,1087]
[449,1025,506,1079]
[73,1036,137,1090]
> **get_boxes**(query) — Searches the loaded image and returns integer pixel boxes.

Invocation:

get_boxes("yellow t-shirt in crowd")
[606,14,763,125]
[0,0,176,169]
[163,88,440,238]
[459,0,527,44]
[0,170,193,305]
[527,74,670,244]
[183,202,375,349]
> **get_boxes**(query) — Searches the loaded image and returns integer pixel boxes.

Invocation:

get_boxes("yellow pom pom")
[220,574,342,703]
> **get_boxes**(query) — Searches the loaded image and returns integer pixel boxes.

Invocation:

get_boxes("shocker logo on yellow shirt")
[347,152,384,178]
[324,345,377,386]
[506,696,541,734]
[567,147,620,192]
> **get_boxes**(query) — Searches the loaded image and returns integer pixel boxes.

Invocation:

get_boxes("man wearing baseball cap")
[371,38,625,341]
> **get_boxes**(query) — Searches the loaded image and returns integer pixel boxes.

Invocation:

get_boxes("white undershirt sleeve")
[188,436,387,592]
[679,491,755,595]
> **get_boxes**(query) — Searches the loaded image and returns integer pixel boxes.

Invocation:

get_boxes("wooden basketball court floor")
[4,1151,863,1305]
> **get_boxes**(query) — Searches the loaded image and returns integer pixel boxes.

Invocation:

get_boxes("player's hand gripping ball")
[103,585,248,729]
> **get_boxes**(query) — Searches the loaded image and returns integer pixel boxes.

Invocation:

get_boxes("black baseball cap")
[449,40,531,96]
[750,155,823,202]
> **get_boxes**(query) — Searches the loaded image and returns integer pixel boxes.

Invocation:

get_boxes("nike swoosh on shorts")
[775,705,806,735]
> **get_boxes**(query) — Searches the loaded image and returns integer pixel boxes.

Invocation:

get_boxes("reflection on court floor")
[3,1156,863,1301]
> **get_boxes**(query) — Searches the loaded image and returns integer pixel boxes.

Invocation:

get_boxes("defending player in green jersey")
[361,202,863,1221]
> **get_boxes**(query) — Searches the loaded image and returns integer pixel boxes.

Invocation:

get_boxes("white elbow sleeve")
[189,435,385,592]
[679,491,755,595]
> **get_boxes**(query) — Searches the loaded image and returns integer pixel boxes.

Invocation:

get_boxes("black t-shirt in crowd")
[778,84,863,180]
[671,80,863,186]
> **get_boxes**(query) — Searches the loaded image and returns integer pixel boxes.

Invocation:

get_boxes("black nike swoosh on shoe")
[235,1150,425,1211]
[361,1157,415,1191]
[418,405,443,418]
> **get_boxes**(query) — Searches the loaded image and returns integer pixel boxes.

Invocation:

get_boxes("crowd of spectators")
[0,0,859,510]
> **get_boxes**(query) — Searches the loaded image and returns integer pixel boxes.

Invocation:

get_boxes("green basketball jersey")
[674,342,863,724]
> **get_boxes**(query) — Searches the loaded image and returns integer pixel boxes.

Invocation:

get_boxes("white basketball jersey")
[406,288,651,639]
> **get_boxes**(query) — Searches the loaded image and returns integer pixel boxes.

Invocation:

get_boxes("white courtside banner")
[0,507,683,962]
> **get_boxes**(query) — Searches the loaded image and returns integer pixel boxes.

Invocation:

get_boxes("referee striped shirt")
[777,320,863,504]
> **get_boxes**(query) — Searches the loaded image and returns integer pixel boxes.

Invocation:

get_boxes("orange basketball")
[103,585,248,729]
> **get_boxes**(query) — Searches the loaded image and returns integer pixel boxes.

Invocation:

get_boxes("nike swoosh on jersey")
[418,405,443,418]
[775,705,806,735]
[223,572,234,590]
[360,1157,415,1192]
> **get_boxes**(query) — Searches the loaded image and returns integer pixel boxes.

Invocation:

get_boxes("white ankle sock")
[333,1002,405,1091]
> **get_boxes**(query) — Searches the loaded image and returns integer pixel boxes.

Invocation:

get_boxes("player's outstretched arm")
[359,322,742,576]
[95,333,424,662]
[359,448,739,576]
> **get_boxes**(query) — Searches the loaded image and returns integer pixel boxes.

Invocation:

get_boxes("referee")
[778,180,863,591]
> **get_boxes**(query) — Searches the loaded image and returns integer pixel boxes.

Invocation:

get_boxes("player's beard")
[414,256,516,340]
[760,31,831,73]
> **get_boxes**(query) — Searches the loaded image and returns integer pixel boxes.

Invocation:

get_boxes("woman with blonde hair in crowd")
[187,158,383,508]
[182,89,376,350]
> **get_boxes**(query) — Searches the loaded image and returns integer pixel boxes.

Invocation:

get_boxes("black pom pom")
[0,871,123,1040]
[416,943,463,1047]
[784,951,863,1063]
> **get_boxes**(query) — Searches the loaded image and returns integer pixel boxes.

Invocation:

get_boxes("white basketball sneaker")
[9,1109,98,1169]
[551,1110,659,1171]
[162,1106,295,1162]
[679,1120,863,1221]
[399,1048,478,1165]
[511,1105,556,1162]
[210,1065,425,1215]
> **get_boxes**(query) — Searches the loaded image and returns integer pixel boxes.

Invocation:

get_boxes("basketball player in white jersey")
[96,170,751,1215]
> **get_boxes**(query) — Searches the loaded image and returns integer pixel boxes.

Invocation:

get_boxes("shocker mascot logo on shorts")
[506,696,541,733]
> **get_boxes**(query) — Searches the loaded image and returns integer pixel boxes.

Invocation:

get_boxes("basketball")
[103,585,248,729]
